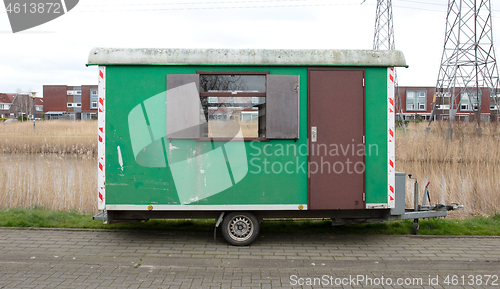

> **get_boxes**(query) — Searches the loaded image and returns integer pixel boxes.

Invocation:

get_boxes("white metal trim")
[366,203,390,209]
[106,204,308,211]
[387,67,396,209]
[97,66,106,210]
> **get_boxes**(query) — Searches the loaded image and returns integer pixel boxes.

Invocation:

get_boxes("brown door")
[308,69,365,210]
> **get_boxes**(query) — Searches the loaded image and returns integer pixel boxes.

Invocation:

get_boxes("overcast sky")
[1,0,500,97]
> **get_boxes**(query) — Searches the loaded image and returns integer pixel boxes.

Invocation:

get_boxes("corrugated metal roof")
[87,48,407,67]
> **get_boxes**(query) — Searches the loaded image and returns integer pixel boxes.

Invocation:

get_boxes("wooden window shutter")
[166,74,203,139]
[266,75,299,139]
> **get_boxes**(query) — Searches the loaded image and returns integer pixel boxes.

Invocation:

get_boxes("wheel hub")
[229,216,253,241]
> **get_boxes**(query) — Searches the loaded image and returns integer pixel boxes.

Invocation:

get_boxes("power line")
[80,0,312,7]
[398,0,500,12]
[1,0,499,16]
[398,0,446,7]
[71,2,373,12]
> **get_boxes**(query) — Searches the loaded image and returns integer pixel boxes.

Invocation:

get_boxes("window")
[406,90,426,111]
[67,103,73,107]
[166,73,299,140]
[67,90,82,96]
[76,103,82,107]
[81,112,96,120]
[199,74,266,138]
[460,91,479,111]
[35,106,42,111]
[90,89,98,109]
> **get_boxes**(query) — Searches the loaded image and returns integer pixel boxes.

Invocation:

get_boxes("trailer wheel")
[412,220,419,235]
[221,212,259,246]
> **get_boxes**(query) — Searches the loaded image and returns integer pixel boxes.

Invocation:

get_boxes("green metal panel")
[364,68,388,204]
[104,65,389,207]
[105,66,308,206]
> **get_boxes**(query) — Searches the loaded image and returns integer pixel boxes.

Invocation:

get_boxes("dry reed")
[0,120,499,217]
[0,154,96,213]
[397,121,500,217]
[0,120,96,156]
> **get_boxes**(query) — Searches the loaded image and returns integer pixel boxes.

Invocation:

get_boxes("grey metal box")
[391,172,406,215]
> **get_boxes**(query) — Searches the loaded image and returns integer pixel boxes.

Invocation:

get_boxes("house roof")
[87,48,407,67]
[0,93,14,104]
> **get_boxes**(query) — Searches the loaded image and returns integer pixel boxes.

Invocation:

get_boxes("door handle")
[311,126,317,142]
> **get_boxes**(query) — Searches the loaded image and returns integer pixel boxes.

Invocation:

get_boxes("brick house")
[0,93,43,119]
[0,93,14,118]
[397,86,499,122]
[43,85,98,120]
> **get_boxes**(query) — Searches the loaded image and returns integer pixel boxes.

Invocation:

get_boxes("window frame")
[197,71,269,141]
[166,72,299,141]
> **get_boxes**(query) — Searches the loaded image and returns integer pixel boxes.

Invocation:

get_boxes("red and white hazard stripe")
[97,66,106,210]
[387,68,396,208]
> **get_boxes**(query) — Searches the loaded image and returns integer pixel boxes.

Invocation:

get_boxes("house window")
[166,73,299,140]
[460,91,479,111]
[67,103,73,107]
[76,103,82,107]
[406,90,426,111]
[90,89,98,109]
[67,90,82,96]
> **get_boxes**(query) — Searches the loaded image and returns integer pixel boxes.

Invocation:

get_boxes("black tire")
[412,221,419,235]
[221,212,259,246]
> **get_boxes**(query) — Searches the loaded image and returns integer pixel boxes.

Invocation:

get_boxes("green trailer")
[88,48,460,245]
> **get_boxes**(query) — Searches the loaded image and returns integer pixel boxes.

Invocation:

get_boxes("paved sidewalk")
[0,228,499,288]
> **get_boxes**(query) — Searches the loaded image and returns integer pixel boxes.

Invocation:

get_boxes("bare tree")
[11,89,33,121]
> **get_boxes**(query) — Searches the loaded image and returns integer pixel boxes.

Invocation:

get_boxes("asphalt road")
[0,228,499,288]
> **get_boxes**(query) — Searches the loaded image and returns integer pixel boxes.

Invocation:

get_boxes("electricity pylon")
[373,0,406,132]
[428,0,500,138]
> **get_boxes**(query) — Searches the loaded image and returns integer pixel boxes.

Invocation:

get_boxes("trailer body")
[88,48,449,244]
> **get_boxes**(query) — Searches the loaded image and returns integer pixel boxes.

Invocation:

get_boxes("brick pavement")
[0,228,499,288]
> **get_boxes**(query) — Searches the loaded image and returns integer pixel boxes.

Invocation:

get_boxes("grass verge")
[1,208,499,236]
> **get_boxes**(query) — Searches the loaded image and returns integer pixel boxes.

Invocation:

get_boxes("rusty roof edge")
[87,48,407,67]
